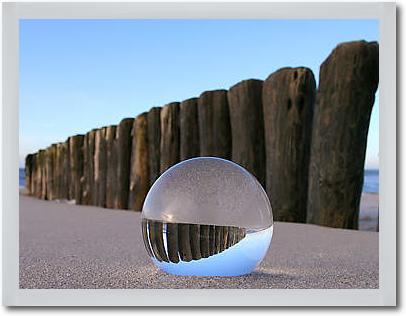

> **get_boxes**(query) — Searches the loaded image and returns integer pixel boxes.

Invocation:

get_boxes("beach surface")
[19,193,378,289]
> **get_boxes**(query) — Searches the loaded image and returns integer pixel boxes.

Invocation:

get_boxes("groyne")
[24,40,379,229]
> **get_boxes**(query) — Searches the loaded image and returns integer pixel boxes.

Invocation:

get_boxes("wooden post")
[209,225,216,256]
[178,224,193,262]
[307,41,379,229]
[262,67,316,222]
[25,154,33,194]
[199,225,210,258]
[115,118,134,209]
[228,79,266,186]
[141,219,154,258]
[82,130,96,205]
[68,135,84,204]
[216,226,224,253]
[190,224,202,260]
[147,107,162,186]
[160,102,180,173]
[180,98,200,160]
[166,223,180,263]
[32,152,38,197]
[148,220,169,262]
[39,150,46,200]
[94,127,107,207]
[61,141,70,200]
[45,145,56,200]
[53,144,61,199]
[198,90,232,159]
[221,226,229,251]
[105,125,117,209]
[129,113,150,212]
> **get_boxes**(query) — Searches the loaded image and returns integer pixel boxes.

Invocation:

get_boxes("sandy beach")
[359,193,379,231]
[19,192,378,289]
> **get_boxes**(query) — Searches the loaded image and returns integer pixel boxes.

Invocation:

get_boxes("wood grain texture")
[160,102,180,173]
[198,90,231,159]
[228,79,266,186]
[307,41,379,229]
[128,113,150,212]
[263,67,316,222]
[180,98,200,160]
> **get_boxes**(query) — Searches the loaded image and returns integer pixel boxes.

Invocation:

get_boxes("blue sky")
[19,19,379,169]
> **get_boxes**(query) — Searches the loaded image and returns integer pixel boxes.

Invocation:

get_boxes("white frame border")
[2,1,396,306]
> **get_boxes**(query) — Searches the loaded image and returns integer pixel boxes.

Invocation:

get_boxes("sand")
[359,193,379,231]
[19,193,379,289]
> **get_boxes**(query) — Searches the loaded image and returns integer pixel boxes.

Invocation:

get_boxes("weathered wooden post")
[180,98,200,160]
[160,102,180,173]
[94,127,107,207]
[105,125,117,209]
[129,113,150,212]
[262,67,316,222]
[190,224,202,260]
[39,150,47,200]
[82,130,96,205]
[200,224,210,258]
[115,118,134,209]
[68,135,84,204]
[228,79,266,186]
[166,223,180,263]
[148,220,169,262]
[53,144,61,199]
[25,154,33,194]
[30,153,37,196]
[61,141,70,200]
[147,107,161,186]
[45,145,56,200]
[307,40,379,229]
[198,90,232,159]
[178,224,193,262]
[54,143,62,199]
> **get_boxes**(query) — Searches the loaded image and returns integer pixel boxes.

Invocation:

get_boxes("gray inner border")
[2,1,396,306]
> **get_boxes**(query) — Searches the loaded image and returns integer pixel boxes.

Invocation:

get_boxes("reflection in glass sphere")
[141,157,273,276]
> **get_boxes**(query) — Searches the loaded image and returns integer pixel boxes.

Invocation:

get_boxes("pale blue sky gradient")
[19,19,379,169]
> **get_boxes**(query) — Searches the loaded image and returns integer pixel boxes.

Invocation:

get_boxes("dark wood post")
[53,144,61,199]
[180,97,200,160]
[68,135,84,204]
[198,90,232,159]
[262,67,316,222]
[307,41,379,229]
[178,224,193,262]
[45,145,56,200]
[105,125,117,209]
[228,79,266,186]
[115,118,134,209]
[160,102,180,173]
[94,127,107,207]
[166,223,180,263]
[39,150,47,200]
[30,153,37,196]
[82,130,95,205]
[129,113,150,212]
[200,225,210,258]
[61,141,70,200]
[190,224,202,260]
[25,154,33,194]
[147,107,161,186]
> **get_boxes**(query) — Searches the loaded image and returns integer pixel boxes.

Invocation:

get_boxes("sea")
[18,168,379,193]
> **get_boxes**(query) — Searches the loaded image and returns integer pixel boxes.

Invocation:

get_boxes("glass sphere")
[141,157,273,276]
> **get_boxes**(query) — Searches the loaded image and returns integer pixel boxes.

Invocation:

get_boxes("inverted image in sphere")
[141,157,273,276]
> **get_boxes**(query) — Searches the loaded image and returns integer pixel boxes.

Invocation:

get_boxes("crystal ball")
[141,157,273,276]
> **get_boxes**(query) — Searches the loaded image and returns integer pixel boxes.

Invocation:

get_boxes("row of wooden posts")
[142,219,246,263]
[25,40,379,230]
